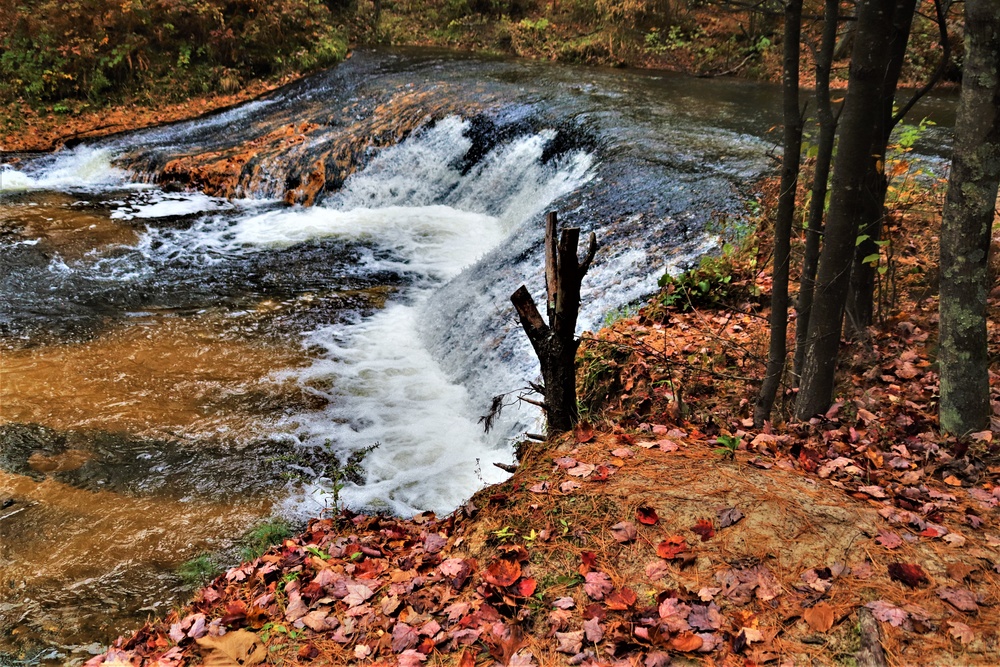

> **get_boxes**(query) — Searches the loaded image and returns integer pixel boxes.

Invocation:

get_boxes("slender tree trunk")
[793,0,840,383]
[511,212,597,435]
[795,0,898,420]
[938,0,1000,435]
[846,0,916,333]
[754,0,804,426]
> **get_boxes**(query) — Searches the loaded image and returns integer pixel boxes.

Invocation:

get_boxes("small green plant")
[713,434,740,460]
[239,518,293,561]
[304,545,331,560]
[260,622,303,642]
[492,525,517,541]
[518,17,550,31]
[176,553,219,587]
[656,256,735,312]
[327,441,380,513]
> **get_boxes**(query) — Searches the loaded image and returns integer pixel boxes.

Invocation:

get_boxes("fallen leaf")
[579,551,598,574]
[583,617,604,643]
[609,521,637,543]
[576,421,595,443]
[567,463,596,478]
[552,597,575,610]
[513,577,537,597]
[691,519,715,541]
[670,632,703,652]
[636,506,659,525]
[887,562,928,588]
[605,587,637,610]
[944,475,963,487]
[947,620,975,645]
[688,603,723,631]
[942,532,967,547]
[645,560,669,580]
[716,507,744,528]
[398,649,427,667]
[802,603,835,632]
[858,485,887,499]
[937,586,979,612]
[946,562,975,581]
[584,572,613,600]
[875,530,903,549]
[560,481,582,493]
[865,601,908,627]
[508,650,535,667]
[195,630,266,667]
[392,622,419,652]
[555,631,583,654]
[656,535,688,559]
[424,533,447,553]
[484,560,521,588]
[344,582,374,607]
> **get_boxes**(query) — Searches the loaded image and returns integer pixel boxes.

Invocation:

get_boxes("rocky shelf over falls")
[144,88,485,206]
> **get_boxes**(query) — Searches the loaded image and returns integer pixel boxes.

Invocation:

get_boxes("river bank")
[1,0,958,153]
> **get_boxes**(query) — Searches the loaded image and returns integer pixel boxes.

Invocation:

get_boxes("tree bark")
[793,0,840,383]
[795,0,899,420]
[846,0,916,333]
[511,212,597,435]
[754,0,803,426]
[938,0,1000,435]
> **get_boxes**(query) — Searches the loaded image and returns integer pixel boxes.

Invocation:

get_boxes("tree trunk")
[795,0,898,420]
[754,0,803,426]
[846,0,916,333]
[511,212,597,435]
[793,0,840,383]
[938,0,1000,435]
[855,607,888,667]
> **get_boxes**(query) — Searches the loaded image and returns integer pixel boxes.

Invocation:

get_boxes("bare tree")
[511,212,597,435]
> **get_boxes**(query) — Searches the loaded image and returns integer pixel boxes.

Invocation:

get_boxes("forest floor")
[83,169,1000,666]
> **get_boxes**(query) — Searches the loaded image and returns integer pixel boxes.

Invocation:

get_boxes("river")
[0,47,953,664]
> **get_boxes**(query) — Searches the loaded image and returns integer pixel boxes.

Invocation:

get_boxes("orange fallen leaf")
[670,632,703,652]
[484,559,521,587]
[802,603,834,632]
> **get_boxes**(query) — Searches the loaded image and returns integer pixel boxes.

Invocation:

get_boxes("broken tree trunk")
[511,211,597,436]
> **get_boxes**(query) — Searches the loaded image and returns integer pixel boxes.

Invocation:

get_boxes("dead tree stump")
[511,211,597,436]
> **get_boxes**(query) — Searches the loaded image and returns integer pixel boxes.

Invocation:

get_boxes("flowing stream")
[0,48,956,663]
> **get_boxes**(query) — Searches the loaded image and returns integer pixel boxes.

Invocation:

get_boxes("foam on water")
[0,147,127,192]
[110,191,234,220]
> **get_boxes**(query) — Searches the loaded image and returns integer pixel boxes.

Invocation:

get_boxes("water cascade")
[0,48,775,661]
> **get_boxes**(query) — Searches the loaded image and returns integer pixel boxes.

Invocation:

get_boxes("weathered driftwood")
[511,211,597,436]
[855,607,888,667]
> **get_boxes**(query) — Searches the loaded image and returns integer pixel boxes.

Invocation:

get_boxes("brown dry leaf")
[575,421,595,443]
[875,530,903,549]
[947,620,975,645]
[609,521,637,543]
[484,559,521,587]
[946,562,975,581]
[195,630,266,667]
[937,586,979,612]
[802,603,835,632]
[670,632,703,652]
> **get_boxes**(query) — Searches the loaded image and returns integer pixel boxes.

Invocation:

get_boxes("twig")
[0,507,26,523]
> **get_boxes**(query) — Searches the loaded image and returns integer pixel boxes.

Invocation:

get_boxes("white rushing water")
[1,116,595,517]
